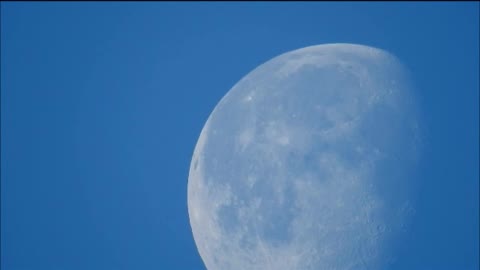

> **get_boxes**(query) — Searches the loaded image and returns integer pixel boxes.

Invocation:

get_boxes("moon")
[188,43,422,270]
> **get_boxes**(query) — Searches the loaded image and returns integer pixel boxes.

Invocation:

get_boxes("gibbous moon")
[188,43,422,270]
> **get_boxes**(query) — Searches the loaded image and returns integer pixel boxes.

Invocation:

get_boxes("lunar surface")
[188,43,422,270]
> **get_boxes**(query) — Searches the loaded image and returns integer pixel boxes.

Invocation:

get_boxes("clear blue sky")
[1,2,478,270]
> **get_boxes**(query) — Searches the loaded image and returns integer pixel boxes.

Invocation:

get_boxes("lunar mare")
[188,44,421,270]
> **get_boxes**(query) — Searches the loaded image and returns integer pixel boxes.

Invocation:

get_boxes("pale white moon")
[188,43,422,270]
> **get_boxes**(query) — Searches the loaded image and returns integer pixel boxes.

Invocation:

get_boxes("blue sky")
[1,2,478,270]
